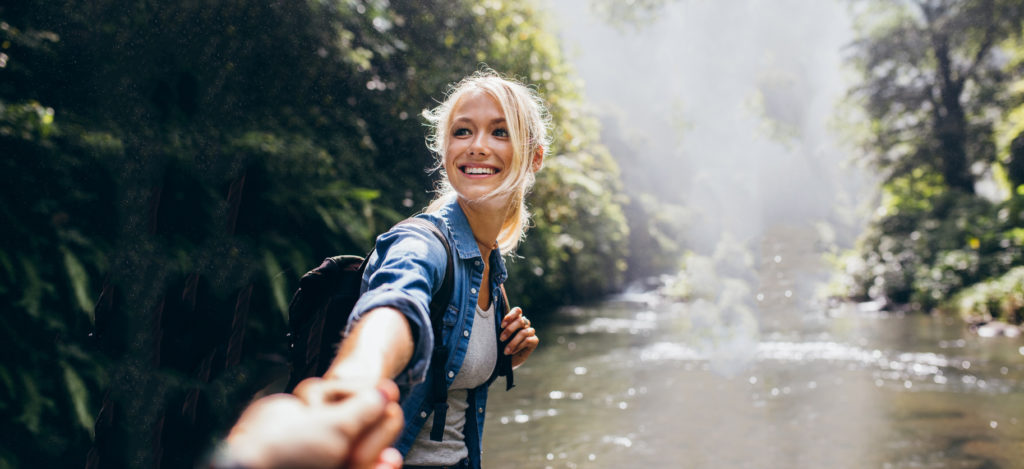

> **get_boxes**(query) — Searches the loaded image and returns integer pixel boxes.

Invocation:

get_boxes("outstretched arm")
[294,307,414,404]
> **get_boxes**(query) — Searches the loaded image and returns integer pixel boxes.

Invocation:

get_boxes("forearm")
[324,307,414,384]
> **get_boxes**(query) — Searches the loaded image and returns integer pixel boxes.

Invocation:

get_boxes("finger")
[500,310,527,342]
[292,377,326,404]
[375,447,404,469]
[500,320,525,342]
[511,336,539,368]
[348,401,403,469]
[521,335,539,353]
[500,322,519,342]
[503,327,535,355]
[376,380,400,404]
[501,307,523,328]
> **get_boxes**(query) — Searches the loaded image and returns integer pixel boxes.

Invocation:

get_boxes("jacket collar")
[440,197,508,284]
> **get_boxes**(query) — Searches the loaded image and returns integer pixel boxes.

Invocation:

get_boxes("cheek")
[443,144,458,168]
[498,145,515,167]
[446,140,465,160]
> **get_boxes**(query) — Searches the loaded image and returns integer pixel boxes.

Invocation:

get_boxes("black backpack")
[286,218,455,440]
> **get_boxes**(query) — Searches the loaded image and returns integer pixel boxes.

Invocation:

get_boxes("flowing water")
[484,227,1024,468]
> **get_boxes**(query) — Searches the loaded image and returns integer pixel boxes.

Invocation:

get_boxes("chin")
[453,184,496,201]
[457,191,494,204]
[457,190,511,208]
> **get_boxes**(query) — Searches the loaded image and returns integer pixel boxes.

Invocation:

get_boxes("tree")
[849,0,1024,193]
[839,1,1024,310]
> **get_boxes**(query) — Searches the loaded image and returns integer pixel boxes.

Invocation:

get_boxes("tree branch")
[960,19,996,85]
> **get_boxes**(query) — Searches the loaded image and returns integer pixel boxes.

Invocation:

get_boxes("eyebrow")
[452,116,507,125]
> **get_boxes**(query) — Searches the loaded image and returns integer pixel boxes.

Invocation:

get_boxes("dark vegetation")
[0,1,673,467]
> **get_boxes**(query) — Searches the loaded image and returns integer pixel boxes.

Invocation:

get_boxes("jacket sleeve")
[347,223,447,393]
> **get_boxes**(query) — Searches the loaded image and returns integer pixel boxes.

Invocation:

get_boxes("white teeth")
[464,167,496,175]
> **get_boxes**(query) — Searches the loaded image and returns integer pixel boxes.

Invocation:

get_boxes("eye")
[493,128,509,138]
[452,127,471,137]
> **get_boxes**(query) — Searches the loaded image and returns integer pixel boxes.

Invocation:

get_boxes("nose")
[468,133,488,156]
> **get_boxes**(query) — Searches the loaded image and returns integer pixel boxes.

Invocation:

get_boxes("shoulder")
[379,213,448,249]
[371,216,449,273]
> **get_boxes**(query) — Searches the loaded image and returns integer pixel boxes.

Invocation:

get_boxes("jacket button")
[470,287,477,294]
[420,411,428,418]
[448,371,455,378]
[478,407,484,413]
[463,330,470,337]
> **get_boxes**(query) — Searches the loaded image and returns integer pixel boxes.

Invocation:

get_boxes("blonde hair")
[423,70,551,254]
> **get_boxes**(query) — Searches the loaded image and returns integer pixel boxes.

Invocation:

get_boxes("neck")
[456,195,510,257]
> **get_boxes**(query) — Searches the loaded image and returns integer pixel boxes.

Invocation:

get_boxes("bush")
[947,266,1024,323]
[840,173,1024,312]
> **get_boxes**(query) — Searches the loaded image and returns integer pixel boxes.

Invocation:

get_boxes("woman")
[297,70,546,469]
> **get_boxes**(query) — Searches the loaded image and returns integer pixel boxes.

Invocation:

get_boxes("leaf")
[61,362,94,437]
[348,187,380,201]
[17,257,50,319]
[264,251,289,323]
[314,205,340,234]
[18,374,54,434]
[61,247,94,323]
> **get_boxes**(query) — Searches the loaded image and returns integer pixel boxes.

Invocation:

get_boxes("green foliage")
[0,0,636,466]
[994,34,1024,191]
[842,174,1024,310]
[947,265,1024,323]
[840,1,1024,318]
[847,0,1024,193]
[516,146,631,308]
[623,193,689,280]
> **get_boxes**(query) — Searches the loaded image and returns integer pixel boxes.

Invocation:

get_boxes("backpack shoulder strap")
[393,217,454,319]
[496,284,515,390]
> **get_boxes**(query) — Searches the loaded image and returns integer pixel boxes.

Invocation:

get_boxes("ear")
[530,146,544,172]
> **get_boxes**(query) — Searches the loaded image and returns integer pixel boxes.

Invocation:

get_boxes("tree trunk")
[935,101,974,194]
[932,31,975,194]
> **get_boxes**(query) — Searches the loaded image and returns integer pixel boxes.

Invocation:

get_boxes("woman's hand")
[292,368,382,408]
[500,306,539,369]
[221,381,404,469]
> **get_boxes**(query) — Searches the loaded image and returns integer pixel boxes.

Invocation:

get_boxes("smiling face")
[444,89,515,204]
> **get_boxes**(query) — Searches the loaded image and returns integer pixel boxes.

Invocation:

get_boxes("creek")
[485,228,1024,468]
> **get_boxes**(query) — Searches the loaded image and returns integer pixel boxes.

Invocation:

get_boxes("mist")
[545,0,870,255]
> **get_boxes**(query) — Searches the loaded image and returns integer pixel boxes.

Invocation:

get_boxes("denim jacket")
[347,198,514,469]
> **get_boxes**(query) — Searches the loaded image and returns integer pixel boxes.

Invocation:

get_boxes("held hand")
[292,366,382,407]
[221,382,404,469]
[500,306,539,369]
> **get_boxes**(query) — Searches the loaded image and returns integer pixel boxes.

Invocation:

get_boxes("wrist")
[323,360,383,387]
